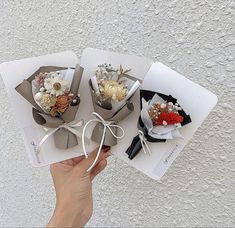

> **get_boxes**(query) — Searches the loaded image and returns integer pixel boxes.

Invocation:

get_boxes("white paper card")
[0,49,217,180]
[0,51,89,167]
[80,48,217,180]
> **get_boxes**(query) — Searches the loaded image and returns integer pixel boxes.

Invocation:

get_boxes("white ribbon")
[138,130,152,156]
[82,112,125,172]
[37,120,86,156]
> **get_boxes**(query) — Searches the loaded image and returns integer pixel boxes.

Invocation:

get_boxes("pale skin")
[47,146,111,227]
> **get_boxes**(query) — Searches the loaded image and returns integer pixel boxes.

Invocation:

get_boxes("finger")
[50,162,68,173]
[72,155,85,165]
[76,147,111,173]
[90,159,107,181]
[54,155,85,169]
[50,161,73,174]
[61,159,74,166]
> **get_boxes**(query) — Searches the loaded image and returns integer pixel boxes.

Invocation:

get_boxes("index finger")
[72,155,85,165]
[75,147,111,173]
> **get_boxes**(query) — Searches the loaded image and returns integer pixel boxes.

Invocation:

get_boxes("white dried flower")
[40,93,56,111]
[44,75,69,97]
[35,92,43,101]
[162,120,168,126]
[99,80,127,102]
[40,87,45,92]
[177,107,182,111]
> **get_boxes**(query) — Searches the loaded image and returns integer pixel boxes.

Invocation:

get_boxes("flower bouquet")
[126,89,192,159]
[1,50,218,178]
[82,63,141,170]
[88,64,140,144]
[15,65,83,150]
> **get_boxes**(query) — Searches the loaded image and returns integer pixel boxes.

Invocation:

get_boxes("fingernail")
[103,148,110,153]
[102,145,110,149]
[102,145,111,152]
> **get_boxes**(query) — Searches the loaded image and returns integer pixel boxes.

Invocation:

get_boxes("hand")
[47,146,111,227]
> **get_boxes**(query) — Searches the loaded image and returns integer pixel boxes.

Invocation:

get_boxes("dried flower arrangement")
[148,101,184,126]
[93,63,133,104]
[83,63,140,153]
[82,63,141,171]
[140,93,188,140]
[32,71,75,117]
[126,90,192,160]
[16,65,83,150]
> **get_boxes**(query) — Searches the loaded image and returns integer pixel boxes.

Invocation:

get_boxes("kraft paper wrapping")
[89,79,134,146]
[15,64,83,149]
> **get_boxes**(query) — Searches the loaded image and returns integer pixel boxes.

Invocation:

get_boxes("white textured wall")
[0,0,234,227]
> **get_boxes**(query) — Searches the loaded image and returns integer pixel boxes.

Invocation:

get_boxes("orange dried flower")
[50,93,72,117]
[56,94,70,111]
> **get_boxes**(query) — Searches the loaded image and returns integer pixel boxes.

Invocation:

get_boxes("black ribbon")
[126,90,192,160]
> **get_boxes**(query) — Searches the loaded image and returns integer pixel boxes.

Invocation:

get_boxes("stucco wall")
[0,0,234,227]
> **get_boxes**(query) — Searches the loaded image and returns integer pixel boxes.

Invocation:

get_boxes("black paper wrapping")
[126,89,192,160]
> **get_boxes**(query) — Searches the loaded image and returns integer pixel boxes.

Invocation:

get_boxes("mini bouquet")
[87,63,141,145]
[126,90,192,159]
[82,63,140,170]
[82,64,140,171]
[15,65,83,150]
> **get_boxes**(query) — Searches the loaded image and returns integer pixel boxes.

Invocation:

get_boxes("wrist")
[48,200,85,227]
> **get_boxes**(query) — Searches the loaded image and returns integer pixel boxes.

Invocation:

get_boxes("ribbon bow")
[138,130,152,156]
[82,112,125,172]
[37,119,85,156]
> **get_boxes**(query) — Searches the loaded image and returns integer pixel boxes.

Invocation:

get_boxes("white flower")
[162,120,168,126]
[95,67,109,81]
[39,87,45,92]
[34,92,43,101]
[44,75,69,97]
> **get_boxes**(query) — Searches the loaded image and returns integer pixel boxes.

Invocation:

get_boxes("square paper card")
[80,48,217,180]
[0,51,87,166]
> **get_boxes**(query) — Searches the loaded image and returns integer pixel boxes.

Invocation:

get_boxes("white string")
[37,120,86,156]
[82,112,125,172]
[138,130,152,156]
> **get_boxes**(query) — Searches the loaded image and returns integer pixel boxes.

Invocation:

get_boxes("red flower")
[154,112,184,126]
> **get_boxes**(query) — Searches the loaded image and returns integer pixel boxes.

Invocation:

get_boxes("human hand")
[47,146,111,227]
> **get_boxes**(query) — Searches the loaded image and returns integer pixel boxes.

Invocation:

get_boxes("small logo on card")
[164,144,178,165]
[30,141,41,164]
[30,141,37,149]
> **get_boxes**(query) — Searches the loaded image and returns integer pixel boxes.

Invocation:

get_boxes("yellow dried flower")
[99,80,127,102]
[40,94,56,111]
